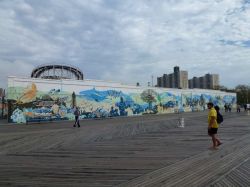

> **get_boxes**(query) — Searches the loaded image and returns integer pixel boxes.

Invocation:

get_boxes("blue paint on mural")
[223,95,235,104]
[80,88,109,102]
[11,108,26,123]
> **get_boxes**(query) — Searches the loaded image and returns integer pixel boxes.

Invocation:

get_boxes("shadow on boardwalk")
[0,112,249,186]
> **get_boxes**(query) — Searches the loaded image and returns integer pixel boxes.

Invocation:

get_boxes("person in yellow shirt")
[207,102,222,149]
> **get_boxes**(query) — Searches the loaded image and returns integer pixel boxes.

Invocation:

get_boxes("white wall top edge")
[7,76,235,95]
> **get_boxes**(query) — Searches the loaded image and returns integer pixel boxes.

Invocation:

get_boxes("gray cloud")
[0,0,250,89]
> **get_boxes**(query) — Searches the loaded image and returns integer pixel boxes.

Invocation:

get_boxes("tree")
[217,85,228,91]
[235,84,250,104]
[72,92,76,107]
[141,89,157,110]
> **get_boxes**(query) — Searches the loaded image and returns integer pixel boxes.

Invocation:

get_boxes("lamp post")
[151,75,154,87]
[247,85,249,104]
[247,85,250,115]
[177,92,184,128]
[2,95,5,118]
[1,89,5,119]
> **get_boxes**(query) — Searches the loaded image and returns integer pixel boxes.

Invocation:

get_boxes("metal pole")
[248,85,250,115]
[1,95,3,119]
[1,89,5,119]
[151,75,153,87]
[178,92,184,128]
[248,86,249,104]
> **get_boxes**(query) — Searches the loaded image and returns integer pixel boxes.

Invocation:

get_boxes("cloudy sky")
[0,0,250,89]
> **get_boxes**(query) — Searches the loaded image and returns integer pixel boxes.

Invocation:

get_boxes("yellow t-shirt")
[208,107,218,128]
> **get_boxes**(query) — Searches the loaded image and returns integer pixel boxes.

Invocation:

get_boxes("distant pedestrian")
[73,107,80,127]
[224,104,228,112]
[228,104,232,112]
[236,104,241,113]
[207,103,221,150]
[244,104,247,111]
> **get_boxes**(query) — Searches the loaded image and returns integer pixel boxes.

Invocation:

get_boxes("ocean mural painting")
[7,77,236,123]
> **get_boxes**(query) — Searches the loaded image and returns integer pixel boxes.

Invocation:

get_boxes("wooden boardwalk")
[0,111,249,186]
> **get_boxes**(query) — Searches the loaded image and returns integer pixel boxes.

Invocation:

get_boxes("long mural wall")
[7,76,236,123]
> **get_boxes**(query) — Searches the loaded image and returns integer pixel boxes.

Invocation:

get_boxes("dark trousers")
[74,116,80,127]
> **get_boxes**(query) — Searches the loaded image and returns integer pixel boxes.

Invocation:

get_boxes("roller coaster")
[31,64,84,80]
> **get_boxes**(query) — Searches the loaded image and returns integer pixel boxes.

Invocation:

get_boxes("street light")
[1,89,5,119]
[247,84,249,104]
[247,84,250,114]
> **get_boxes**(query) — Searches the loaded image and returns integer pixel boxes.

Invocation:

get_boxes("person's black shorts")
[208,128,218,135]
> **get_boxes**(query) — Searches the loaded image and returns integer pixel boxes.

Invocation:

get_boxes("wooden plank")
[0,112,249,186]
[118,134,250,187]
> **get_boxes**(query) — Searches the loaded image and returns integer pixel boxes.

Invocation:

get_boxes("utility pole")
[247,84,249,104]
[1,89,5,118]
[151,75,154,87]
[248,84,250,115]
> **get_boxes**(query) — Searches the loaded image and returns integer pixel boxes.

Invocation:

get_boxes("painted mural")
[0,98,7,119]
[7,77,236,123]
[0,88,7,119]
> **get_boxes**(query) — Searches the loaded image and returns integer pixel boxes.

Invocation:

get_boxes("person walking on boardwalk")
[244,104,247,111]
[73,107,80,127]
[236,104,241,112]
[207,102,221,150]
